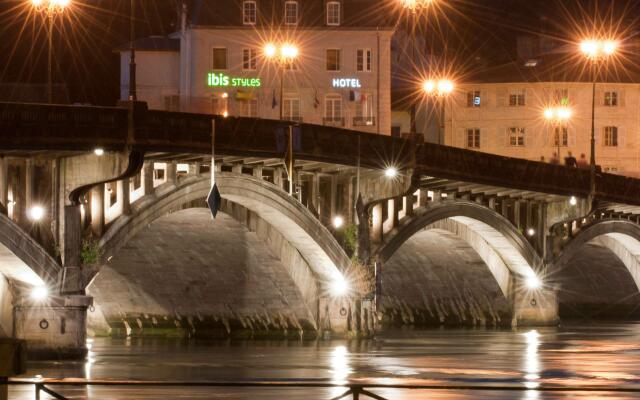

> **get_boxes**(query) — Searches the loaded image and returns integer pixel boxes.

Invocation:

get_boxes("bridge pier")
[511,277,558,327]
[14,295,91,359]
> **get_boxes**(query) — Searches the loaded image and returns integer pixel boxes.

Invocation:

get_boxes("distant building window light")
[327,1,340,26]
[466,90,481,107]
[284,1,298,25]
[243,1,257,25]
[524,59,538,67]
[604,91,618,107]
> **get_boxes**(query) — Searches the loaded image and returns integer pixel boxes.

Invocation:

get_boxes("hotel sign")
[208,73,261,88]
[332,78,362,88]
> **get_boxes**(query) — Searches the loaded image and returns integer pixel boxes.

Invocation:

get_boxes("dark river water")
[9,323,640,399]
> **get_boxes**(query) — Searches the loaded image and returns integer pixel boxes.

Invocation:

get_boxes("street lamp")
[400,0,435,13]
[30,0,71,104]
[263,42,299,121]
[579,38,618,207]
[543,106,572,161]
[423,78,455,144]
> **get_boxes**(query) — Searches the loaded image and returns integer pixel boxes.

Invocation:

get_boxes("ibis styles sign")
[207,73,261,88]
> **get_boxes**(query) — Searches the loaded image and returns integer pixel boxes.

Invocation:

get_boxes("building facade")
[444,81,639,176]
[119,0,394,135]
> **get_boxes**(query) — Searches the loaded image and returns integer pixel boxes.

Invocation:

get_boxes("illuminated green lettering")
[208,73,262,88]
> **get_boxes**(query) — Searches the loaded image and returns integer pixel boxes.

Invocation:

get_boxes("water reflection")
[522,330,541,390]
[10,323,640,399]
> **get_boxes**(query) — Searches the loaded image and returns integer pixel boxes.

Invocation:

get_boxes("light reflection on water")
[10,322,640,399]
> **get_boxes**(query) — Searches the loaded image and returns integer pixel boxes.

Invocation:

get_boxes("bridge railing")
[415,143,592,198]
[9,378,640,400]
[0,102,128,151]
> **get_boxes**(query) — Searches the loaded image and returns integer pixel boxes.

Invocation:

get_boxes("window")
[211,93,228,116]
[243,1,257,25]
[354,93,375,126]
[242,48,257,70]
[240,98,258,117]
[509,89,525,106]
[604,166,618,173]
[466,91,481,107]
[508,127,525,146]
[327,1,340,26]
[604,91,618,107]
[326,49,340,71]
[356,49,371,72]
[324,95,343,126]
[554,126,568,147]
[284,1,298,25]
[283,97,301,121]
[466,128,480,148]
[604,126,618,146]
[212,48,227,70]
[553,88,569,105]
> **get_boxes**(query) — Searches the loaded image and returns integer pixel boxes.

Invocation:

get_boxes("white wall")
[120,51,181,110]
[442,82,640,176]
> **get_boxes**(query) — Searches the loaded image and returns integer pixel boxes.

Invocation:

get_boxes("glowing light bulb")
[569,196,577,206]
[385,167,397,178]
[332,216,344,229]
[264,43,277,58]
[94,148,104,156]
[330,275,349,297]
[525,275,542,290]
[31,286,48,301]
[28,205,45,221]
[527,228,535,237]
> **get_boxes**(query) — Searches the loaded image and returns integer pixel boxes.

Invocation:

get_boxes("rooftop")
[187,0,397,29]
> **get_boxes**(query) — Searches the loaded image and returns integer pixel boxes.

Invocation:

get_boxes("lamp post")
[264,43,299,196]
[30,0,70,104]
[264,43,299,121]
[579,39,618,206]
[543,106,572,161]
[400,0,435,136]
[422,78,454,144]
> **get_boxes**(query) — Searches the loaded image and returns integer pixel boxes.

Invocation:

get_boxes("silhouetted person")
[549,152,559,165]
[564,151,577,168]
[577,153,588,169]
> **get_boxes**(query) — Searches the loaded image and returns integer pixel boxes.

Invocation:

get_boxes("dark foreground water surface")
[9,323,640,399]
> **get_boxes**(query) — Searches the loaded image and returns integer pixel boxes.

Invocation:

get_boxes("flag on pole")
[206,183,222,218]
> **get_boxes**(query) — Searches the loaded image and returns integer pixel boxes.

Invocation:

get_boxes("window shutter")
[596,87,605,106]
[502,126,509,147]
[619,89,626,107]
[456,127,465,148]
[618,126,626,147]
[481,90,489,107]
[595,127,601,146]
[496,88,507,107]
[569,127,577,147]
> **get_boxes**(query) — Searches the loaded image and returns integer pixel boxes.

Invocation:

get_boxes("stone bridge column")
[511,274,558,327]
[14,205,93,359]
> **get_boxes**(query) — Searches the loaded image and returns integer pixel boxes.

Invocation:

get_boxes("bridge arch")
[554,220,640,318]
[0,212,61,286]
[92,172,352,334]
[376,201,542,326]
[378,200,541,285]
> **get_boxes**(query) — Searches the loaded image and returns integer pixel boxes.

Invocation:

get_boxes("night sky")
[1,0,638,106]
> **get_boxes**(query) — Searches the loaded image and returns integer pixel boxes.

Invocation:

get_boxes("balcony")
[323,117,345,127]
[353,116,376,127]
[283,116,303,123]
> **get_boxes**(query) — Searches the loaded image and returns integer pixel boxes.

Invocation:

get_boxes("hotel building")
[118,0,395,135]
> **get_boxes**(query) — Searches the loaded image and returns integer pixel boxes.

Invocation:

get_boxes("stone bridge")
[2,101,640,357]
